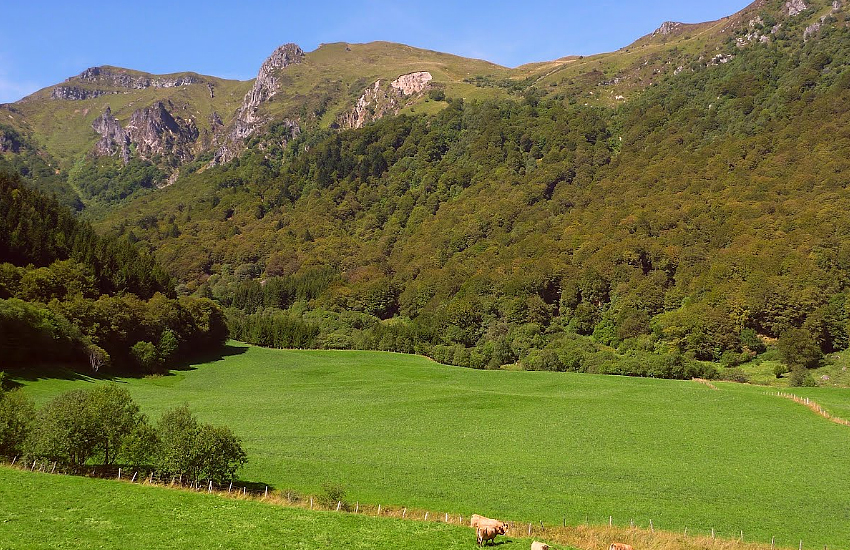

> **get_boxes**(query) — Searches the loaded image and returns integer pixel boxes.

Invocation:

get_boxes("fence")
[771,391,850,427]
[3,458,840,550]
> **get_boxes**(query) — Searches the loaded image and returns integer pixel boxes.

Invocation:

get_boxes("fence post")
[355,502,359,514]
[711,528,715,539]
[242,487,246,496]
[149,472,154,484]
[609,516,612,528]
[229,482,233,493]
[310,497,313,509]
[528,523,532,535]
[208,481,213,493]
[445,512,449,522]
[51,462,56,474]
[377,504,381,516]
[425,512,429,521]
[337,501,341,511]
[265,486,268,498]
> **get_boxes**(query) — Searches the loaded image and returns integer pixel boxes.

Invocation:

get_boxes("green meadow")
[0,467,542,550]
[13,344,850,548]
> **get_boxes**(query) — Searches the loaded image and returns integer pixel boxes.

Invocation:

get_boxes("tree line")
[0,170,228,373]
[0,381,246,484]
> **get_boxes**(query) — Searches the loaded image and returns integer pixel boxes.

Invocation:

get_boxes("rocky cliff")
[339,71,432,130]
[214,43,304,164]
[91,106,130,164]
[125,101,199,165]
[51,66,203,101]
[91,101,199,166]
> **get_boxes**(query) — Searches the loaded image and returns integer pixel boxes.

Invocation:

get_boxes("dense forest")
[0,170,227,372]
[80,16,850,384]
[2,1,848,385]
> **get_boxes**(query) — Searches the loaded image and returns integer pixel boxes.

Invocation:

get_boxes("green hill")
[15,344,850,548]
[5,0,850,377]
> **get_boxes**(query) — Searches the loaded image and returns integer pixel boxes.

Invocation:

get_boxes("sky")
[0,0,751,104]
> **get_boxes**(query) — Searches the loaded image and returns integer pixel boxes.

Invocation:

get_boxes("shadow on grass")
[3,343,249,385]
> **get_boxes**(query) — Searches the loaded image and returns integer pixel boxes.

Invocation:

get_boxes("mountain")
[3,0,850,379]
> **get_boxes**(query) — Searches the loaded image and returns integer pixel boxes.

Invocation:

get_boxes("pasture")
[0,467,520,550]
[14,343,850,548]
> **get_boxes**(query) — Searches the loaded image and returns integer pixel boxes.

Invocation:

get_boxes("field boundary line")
[1,463,794,550]
[692,378,719,390]
[772,391,850,427]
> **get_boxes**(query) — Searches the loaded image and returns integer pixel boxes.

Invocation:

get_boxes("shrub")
[0,388,35,458]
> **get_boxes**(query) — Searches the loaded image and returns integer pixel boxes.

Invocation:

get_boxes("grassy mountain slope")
[6,0,850,374]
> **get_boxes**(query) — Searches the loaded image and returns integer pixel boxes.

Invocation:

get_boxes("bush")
[0,388,35,458]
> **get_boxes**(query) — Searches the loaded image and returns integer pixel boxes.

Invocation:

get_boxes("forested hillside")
[4,0,850,382]
[0,171,227,372]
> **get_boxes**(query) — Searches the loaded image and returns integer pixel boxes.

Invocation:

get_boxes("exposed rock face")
[52,67,202,100]
[391,71,432,95]
[92,106,130,164]
[125,101,199,164]
[91,102,199,166]
[213,43,305,164]
[51,86,116,100]
[785,0,808,16]
[653,21,682,36]
[339,71,433,130]
[77,66,200,89]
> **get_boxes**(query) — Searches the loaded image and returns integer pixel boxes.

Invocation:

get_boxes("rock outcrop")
[91,102,199,166]
[338,71,432,130]
[213,43,305,164]
[77,66,201,89]
[785,0,808,16]
[91,106,130,164]
[51,86,116,100]
[125,101,199,164]
[653,21,682,36]
[52,67,202,100]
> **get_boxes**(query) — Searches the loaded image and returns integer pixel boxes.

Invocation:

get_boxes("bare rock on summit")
[214,43,305,164]
[52,67,202,100]
[653,21,682,36]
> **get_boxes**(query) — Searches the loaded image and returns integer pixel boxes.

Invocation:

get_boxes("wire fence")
[771,391,850,427]
[3,458,838,550]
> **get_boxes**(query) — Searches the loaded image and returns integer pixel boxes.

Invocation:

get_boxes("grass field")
[13,343,850,548]
[0,467,533,550]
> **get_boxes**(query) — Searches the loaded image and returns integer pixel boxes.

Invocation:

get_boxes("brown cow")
[609,544,634,550]
[477,523,506,546]
[531,542,550,550]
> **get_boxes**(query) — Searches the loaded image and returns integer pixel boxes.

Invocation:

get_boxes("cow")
[609,544,634,550]
[531,542,550,550]
[470,514,508,531]
[477,523,506,546]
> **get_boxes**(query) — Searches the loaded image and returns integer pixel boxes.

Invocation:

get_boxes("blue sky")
[0,0,750,104]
